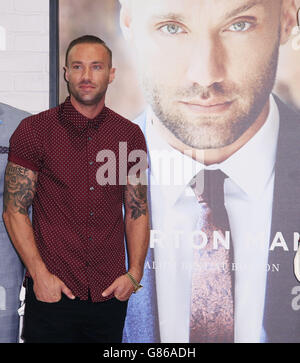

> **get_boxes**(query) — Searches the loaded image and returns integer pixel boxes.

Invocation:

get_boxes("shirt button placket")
[86,132,94,287]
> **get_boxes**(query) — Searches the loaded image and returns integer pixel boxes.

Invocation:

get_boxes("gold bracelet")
[126,272,143,293]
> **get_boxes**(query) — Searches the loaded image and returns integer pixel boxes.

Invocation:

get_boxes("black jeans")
[22,279,128,343]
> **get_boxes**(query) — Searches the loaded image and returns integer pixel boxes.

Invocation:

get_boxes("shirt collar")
[146,106,203,206]
[220,94,279,198]
[146,94,279,205]
[60,96,108,133]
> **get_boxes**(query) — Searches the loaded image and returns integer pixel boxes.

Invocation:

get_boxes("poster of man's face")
[59,0,300,343]
[59,0,300,118]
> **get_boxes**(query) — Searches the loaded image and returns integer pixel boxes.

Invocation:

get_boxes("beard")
[141,42,280,150]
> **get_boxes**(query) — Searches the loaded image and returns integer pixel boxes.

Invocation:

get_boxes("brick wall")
[0,0,49,114]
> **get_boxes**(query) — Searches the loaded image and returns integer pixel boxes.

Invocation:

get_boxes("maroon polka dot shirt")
[8,97,148,302]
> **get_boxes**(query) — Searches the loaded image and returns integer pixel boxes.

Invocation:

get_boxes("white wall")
[0,0,49,114]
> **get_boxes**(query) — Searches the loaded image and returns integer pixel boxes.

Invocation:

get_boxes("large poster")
[58,0,300,343]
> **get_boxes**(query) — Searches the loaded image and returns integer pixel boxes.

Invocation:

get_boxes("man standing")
[2,35,149,343]
[119,0,300,343]
[0,103,30,343]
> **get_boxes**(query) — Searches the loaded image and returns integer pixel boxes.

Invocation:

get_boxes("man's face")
[121,0,295,149]
[65,43,115,106]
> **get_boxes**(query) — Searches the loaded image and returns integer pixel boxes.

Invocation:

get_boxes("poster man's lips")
[179,100,233,113]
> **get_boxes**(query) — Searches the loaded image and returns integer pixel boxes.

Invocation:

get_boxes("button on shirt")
[8,97,148,302]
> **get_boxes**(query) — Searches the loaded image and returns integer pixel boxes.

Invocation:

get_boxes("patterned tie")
[189,169,234,343]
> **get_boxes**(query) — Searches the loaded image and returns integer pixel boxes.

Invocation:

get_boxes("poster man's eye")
[160,23,185,35]
[228,21,252,32]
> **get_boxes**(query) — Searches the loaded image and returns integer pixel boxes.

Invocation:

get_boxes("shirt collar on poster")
[146,105,202,206]
[221,94,279,199]
[146,94,279,205]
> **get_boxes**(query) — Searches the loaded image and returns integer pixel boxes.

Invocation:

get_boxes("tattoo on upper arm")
[125,182,148,220]
[3,163,38,215]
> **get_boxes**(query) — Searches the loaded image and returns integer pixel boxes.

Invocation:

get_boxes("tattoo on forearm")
[3,163,38,215]
[125,183,148,220]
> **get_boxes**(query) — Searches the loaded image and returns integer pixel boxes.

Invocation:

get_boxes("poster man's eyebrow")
[223,0,264,20]
[151,13,186,23]
[150,1,264,24]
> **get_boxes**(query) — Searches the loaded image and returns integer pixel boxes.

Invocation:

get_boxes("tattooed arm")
[123,179,150,279]
[102,177,150,300]
[2,162,75,302]
[3,162,41,268]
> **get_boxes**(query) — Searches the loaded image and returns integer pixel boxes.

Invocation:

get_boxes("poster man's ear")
[280,0,297,45]
[119,0,133,41]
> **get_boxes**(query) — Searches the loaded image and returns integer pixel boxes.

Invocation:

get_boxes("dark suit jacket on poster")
[122,95,300,343]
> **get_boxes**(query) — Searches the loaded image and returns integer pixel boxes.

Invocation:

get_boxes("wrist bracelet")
[126,272,143,293]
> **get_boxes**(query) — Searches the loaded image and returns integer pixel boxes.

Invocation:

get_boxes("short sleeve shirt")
[8,97,148,302]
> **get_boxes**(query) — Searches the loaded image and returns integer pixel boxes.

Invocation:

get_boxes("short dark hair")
[65,35,112,68]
